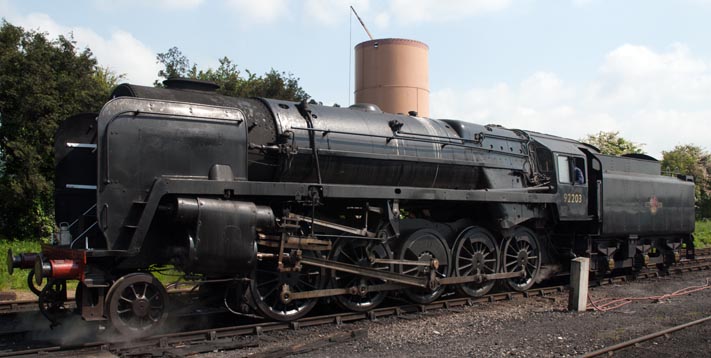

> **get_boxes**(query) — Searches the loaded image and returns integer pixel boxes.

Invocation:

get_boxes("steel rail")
[2,260,710,357]
[3,255,709,316]
[2,256,709,315]
[0,286,566,357]
[581,315,711,358]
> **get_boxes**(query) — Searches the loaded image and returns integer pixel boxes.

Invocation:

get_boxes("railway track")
[0,286,196,315]
[0,252,708,318]
[2,257,710,358]
[0,299,41,315]
[0,255,711,315]
[1,248,708,315]
[0,261,706,317]
[581,315,711,357]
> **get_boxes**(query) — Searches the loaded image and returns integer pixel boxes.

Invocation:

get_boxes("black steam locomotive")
[8,79,695,335]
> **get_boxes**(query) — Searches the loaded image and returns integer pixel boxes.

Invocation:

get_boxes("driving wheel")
[330,238,393,311]
[453,226,499,297]
[250,250,324,321]
[397,228,451,304]
[501,227,541,291]
[106,273,168,336]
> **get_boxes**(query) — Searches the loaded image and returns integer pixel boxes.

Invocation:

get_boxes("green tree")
[582,131,645,156]
[155,47,308,101]
[662,144,711,219]
[0,21,117,240]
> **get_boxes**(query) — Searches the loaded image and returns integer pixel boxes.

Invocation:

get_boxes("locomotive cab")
[529,133,591,221]
[554,153,588,220]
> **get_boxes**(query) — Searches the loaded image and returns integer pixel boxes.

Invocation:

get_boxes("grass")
[0,240,41,291]
[0,239,184,292]
[694,219,711,248]
[152,266,188,288]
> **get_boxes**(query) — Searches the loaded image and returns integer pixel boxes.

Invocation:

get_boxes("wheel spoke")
[357,246,368,261]
[473,241,485,253]
[459,262,473,271]
[340,250,357,264]
[525,265,534,276]
[257,278,279,288]
[298,280,317,290]
[462,244,474,257]
[261,285,278,300]
[256,269,279,277]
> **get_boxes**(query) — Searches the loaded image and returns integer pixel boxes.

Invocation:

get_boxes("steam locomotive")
[7,79,696,335]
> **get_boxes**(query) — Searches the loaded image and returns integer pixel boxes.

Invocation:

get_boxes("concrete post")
[569,257,590,312]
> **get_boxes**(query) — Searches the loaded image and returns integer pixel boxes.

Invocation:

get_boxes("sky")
[2,0,711,158]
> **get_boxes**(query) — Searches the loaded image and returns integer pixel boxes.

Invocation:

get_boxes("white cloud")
[305,0,370,26]
[431,44,711,158]
[92,0,205,11]
[519,71,575,108]
[373,12,390,28]
[591,43,711,108]
[383,0,511,25]
[204,0,510,27]
[9,12,159,85]
[224,0,290,25]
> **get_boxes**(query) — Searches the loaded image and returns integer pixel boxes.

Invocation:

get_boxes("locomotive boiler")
[8,79,696,335]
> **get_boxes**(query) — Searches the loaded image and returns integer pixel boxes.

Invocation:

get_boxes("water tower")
[354,38,430,117]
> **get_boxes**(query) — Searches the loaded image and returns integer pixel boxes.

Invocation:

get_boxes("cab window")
[573,157,586,185]
[557,155,586,185]
[557,156,571,183]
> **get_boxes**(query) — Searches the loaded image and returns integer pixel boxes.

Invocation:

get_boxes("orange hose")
[588,278,710,312]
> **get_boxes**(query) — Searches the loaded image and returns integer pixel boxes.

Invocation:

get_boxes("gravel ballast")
[203,270,711,357]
